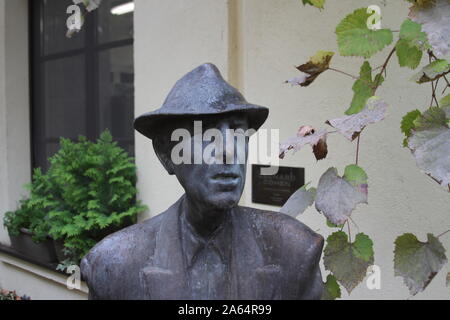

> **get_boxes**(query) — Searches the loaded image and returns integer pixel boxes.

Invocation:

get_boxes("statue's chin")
[201,193,241,211]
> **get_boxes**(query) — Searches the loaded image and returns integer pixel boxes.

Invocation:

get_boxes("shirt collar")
[180,209,232,268]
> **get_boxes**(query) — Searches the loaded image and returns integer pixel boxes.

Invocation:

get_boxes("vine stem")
[355,135,360,165]
[347,220,352,243]
[437,229,450,238]
[372,47,396,95]
[351,47,396,167]
[327,67,359,80]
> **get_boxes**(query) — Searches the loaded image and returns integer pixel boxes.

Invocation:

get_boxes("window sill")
[0,243,88,294]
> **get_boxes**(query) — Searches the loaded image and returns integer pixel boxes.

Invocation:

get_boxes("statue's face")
[169,113,250,210]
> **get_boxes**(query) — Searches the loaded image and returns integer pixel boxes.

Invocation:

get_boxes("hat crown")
[161,63,246,113]
[134,63,269,140]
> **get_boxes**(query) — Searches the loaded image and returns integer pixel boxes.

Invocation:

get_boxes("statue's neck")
[183,195,230,239]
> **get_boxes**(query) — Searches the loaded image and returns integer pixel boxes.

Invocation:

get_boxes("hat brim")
[134,103,269,140]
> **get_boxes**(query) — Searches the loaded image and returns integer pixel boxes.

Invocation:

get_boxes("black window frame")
[29,0,134,172]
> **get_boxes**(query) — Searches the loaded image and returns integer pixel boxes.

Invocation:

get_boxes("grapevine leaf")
[326,219,344,229]
[322,274,341,300]
[347,61,383,115]
[344,164,369,197]
[407,107,450,190]
[280,127,328,160]
[324,231,374,293]
[409,0,450,57]
[280,185,316,218]
[399,18,429,46]
[401,109,422,146]
[302,0,325,9]
[394,233,447,295]
[335,8,393,59]
[315,165,368,225]
[412,59,450,83]
[289,51,334,87]
[327,97,388,141]
[353,233,374,262]
[396,19,427,69]
[440,94,450,110]
[396,40,423,70]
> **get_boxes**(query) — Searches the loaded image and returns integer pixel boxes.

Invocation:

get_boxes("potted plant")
[3,170,57,264]
[3,130,147,270]
[44,130,147,268]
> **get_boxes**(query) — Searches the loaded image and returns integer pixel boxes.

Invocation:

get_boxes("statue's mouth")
[211,172,241,190]
[212,172,240,180]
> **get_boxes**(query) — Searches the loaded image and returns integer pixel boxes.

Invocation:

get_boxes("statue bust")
[81,63,324,300]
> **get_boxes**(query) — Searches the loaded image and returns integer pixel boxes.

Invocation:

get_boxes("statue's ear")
[153,138,175,175]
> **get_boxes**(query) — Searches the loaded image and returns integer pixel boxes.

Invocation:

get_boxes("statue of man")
[81,63,324,300]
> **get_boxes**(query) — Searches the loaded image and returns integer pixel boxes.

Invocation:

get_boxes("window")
[30,0,134,171]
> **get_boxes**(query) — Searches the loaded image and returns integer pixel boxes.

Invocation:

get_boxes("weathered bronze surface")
[81,63,324,300]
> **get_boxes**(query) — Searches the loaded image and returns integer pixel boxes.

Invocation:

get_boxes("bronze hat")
[134,63,269,140]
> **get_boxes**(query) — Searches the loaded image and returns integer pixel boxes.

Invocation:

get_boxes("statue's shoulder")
[236,206,324,255]
[80,210,167,299]
[84,211,164,261]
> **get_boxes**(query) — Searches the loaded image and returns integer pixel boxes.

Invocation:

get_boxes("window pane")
[98,0,134,43]
[98,46,134,155]
[43,0,85,55]
[44,55,87,139]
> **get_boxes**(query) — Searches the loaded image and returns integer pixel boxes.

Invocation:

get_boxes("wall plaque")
[251,164,305,207]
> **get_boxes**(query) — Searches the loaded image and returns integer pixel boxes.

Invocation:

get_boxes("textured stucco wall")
[0,0,31,246]
[134,0,450,299]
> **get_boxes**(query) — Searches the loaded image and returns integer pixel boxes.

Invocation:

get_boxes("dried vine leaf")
[336,8,393,59]
[279,127,328,160]
[396,19,428,69]
[405,0,437,9]
[301,0,325,9]
[412,59,450,83]
[409,0,450,58]
[394,233,447,296]
[327,97,388,141]
[285,74,308,86]
[280,184,316,218]
[315,165,368,225]
[347,61,383,115]
[286,51,334,87]
[407,107,450,190]
[324,231,374,293]
[322,274,341,300]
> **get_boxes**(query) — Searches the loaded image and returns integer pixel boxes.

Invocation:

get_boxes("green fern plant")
[3,168,53,243]
[3,130,147,265]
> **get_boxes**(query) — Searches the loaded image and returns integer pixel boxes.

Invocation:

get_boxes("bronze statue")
[81,63,324,299]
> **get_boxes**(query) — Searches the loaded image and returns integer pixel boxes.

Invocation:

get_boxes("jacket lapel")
[231,208,282,300]
[139,196,188,300]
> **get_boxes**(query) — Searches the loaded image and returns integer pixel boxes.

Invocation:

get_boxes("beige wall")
[0,0,31,245]
[134,0,450,299]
